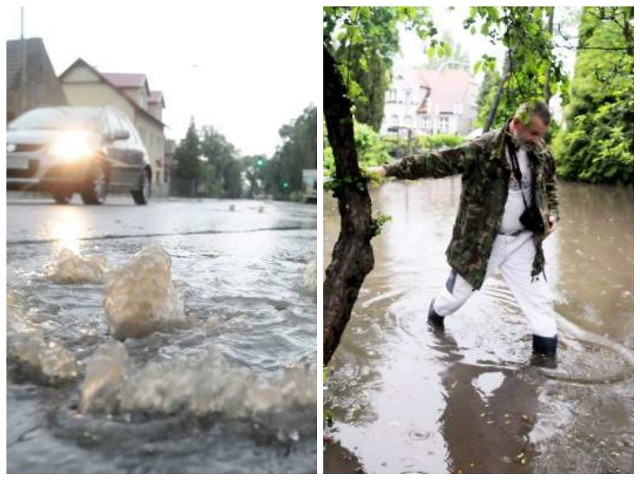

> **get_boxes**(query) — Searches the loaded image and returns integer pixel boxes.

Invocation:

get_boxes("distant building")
[381,66,478,137]
[59,58,168,196]
[6,37,68,122]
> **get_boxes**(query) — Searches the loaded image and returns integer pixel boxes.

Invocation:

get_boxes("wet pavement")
[323,179,633,474]
[7,194,317,473]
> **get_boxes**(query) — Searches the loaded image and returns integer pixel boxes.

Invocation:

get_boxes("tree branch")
[323,44,375,366]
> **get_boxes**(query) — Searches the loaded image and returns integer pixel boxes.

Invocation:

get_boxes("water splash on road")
[104,246,187,340]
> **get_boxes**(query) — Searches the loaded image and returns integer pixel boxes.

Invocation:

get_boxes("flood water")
[7,198,317,473]
[324,179,633,474]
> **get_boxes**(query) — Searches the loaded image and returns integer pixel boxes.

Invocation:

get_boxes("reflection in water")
[324,179,633,474]
[46,207,89,254]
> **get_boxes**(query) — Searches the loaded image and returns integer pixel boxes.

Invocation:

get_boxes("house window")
[404,89,412,105]
[422,117,431,131]
[387,89,397,103]
[403,115,413,128]
[438,116,450,133]
[390,115,400,127]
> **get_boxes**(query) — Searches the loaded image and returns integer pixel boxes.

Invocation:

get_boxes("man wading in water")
[370,100,560,366]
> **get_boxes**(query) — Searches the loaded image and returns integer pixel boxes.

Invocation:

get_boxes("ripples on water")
[7,220,317,473]
[324,181,633,474]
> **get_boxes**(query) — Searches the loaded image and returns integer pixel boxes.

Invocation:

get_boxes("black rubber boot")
[531,334,558,368]
[427,299,445,330]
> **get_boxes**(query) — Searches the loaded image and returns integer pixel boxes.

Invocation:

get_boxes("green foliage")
[323,120,391,180]
[199,126,242,198]
[466,7,568,130]
[263,105,317,198]
[173,118,202,183]
[554,7,633,185]
[324,7,435,130]
[381,133,465,158]
[371,213,392,237]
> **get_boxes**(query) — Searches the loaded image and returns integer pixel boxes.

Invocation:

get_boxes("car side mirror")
[112,129,130,140]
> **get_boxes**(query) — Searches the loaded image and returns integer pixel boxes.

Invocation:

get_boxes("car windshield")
[8,108,103,132]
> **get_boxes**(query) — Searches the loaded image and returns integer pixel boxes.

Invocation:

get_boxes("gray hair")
[515,100,551,126]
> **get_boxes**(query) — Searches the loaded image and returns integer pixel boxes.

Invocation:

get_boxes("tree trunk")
[323,45,375,366]
[483,55,513,133]
[543,8,555,105]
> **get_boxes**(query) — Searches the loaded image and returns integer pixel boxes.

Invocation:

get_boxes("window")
[438,116,450,133]
[387,89,397,103]
[404,89,412,104]
[390,114,400,127]
[403,115,413,128]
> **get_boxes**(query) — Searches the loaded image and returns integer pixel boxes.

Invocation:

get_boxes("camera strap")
[505,137,532,212]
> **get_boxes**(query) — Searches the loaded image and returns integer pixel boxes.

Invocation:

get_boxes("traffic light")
[281,180,290,189]
[256,157,264,168]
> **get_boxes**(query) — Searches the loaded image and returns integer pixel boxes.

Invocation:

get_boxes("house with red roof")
[381,65,478,137]
[59,58,168,195]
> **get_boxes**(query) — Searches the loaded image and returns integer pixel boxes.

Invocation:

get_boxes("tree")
[241,154,267,198]
[173,118,202,194]
[553,7,633,184]
[323,7,434,365]
[325,7,436,132]
[266,105,317,198]
[423,30,470,69]
[464,7,567,131]
[199,126,239,197]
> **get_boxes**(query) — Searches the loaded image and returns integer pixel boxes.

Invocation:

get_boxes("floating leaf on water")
[611,452,620,458]
[516,452,525,459]
[521,414,529,421]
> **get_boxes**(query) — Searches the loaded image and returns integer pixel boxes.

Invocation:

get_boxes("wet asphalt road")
[7,193,318,473]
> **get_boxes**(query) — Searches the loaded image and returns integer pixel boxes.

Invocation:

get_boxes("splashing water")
[80,340,128,413]
[44,246,107,284]
[7,292,79,386]
[303,256,317,293]
[104,246,186,340]
[79,341,316,420]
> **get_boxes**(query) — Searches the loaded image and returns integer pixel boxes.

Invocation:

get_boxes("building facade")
[381,65,478,137]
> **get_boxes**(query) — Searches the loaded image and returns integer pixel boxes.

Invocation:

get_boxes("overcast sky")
[5,1,318,157]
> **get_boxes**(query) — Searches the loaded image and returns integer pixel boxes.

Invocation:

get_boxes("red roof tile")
[102,72,147,89]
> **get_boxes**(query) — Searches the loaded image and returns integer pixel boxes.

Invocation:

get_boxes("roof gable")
[60,58,164,127]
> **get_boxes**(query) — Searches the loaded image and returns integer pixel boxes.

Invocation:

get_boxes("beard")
[514,133,536,152]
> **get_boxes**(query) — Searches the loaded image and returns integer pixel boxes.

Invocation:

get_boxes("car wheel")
[52,190,73,205]
[81,162,108,205]
[131,169,151,205]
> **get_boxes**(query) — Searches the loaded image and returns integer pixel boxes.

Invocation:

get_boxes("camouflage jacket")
[384,122,560,290]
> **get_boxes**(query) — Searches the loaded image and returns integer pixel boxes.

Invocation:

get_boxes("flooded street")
[324,179,633,474]
[7,196,317,473]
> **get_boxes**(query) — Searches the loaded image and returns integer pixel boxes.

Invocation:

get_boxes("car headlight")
[48,133,95,160]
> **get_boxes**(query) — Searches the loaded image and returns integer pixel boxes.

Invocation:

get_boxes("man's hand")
[548,215,558,234]
[367,165,387,177]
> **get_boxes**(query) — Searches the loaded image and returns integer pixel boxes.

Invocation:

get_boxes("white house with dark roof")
[59,59,168,195]
[381,65,478,137]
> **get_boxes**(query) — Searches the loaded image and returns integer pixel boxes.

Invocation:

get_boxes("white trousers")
[433,232,558,338]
